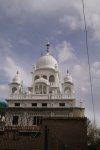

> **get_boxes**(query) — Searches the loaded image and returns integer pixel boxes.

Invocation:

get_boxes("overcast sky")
[0,0,100,125]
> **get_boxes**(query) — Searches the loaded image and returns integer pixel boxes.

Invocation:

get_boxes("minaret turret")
[62,70,75,98]
[9,71,23,95]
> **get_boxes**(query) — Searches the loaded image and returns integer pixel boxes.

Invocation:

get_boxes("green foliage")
[87,119,100,150]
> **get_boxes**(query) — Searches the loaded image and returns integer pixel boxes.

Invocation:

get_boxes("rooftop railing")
[8,94,74,100]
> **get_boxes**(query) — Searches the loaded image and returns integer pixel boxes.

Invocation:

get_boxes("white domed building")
[7,44,77,108]
[1,43,87,150]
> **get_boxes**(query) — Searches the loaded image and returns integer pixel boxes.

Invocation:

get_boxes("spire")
[67,69,69,74]
[17,70,19,75]
[46,41,50,52]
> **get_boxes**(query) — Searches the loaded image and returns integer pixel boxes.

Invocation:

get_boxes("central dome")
[36,52,58,70]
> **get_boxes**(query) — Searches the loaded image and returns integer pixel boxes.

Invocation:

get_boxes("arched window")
[12,87,17,94]
[34,75,39,81]
[43,75,47,79]
[35,85,38,93]
[49,75,55,82]
[64,87,71,96]
[35,83,47,94]
[43,86,47,94]
[39,85,42,94]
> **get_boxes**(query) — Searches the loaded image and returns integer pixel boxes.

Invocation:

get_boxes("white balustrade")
[8,94,74,100]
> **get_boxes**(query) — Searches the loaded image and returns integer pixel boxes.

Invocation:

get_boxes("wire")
[81,0,96,126]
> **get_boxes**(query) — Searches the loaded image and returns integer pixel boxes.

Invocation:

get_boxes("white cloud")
[60,15,83,30]
[3,57,31,86]
[1,0,100,41]
[55,41,76,64]
[0,85,8,99]
[92,61,100,69]
[0,37,31,87]
[0,56,32,99]
[59,0,100,41]
[0,38,31,100]
[0,38,12,56]
[91,61,100,88]
[0,0,69,16]
[19,38,32,46]
[71,64,90,98]
[54,41,90,98]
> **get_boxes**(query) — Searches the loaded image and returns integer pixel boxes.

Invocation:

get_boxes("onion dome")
[12,71,22,84]
[64,70,73,83]
[35,77,50,85]
[36,43,58,70]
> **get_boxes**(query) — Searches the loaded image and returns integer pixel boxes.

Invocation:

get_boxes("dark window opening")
[42,103,47,107]
[32,103,37,107]
[43,75,47,79]
[33,116,42,125]
[49,75,55,82]
[12,116,19,125]
[33,116,37,125]
[34,75,39,81]
[12,87,17,94]
[15,103,20,107]
[37,117,40,125]
[59,103,65,107]
[39,117,42,125]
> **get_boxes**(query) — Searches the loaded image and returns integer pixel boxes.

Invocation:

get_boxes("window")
[34,75,39,81]
[15,103,20,107]
[12,87,17,94]
[39,85,42,94]
[64,87,71,96]
[49,75,55,82]
[32,116,42,125]
[42,103,47,107]
[43,75,47,79]
[32,103,37,107]
[12,116,19,125]
[35,86,38,91]
[59,103,65,107]
[33,116,37,125]
[43,86,47,94]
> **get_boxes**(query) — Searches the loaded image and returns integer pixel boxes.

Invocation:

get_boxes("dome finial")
[46,41,50,52]
[67,69,69,74]
[17,70,19,75]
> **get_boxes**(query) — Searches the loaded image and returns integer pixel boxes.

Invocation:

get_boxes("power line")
[81,0,96,126]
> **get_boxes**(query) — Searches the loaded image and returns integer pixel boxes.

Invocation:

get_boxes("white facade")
[7,43,80,110]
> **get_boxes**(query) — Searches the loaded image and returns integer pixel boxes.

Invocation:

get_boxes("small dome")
[36,52,58,70]
[12,71,22,84]
[64,70,73,83]
[35,77,50,85]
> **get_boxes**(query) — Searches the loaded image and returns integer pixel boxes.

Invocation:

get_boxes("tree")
[87,119,100,150]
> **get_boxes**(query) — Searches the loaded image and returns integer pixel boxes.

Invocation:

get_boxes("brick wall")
[0,117,87,150]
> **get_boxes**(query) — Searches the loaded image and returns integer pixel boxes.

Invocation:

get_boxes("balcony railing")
[5,125,40,131]
[8,94,74,100]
